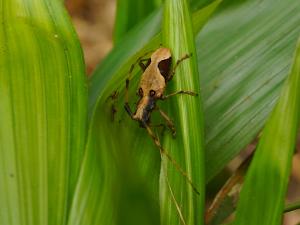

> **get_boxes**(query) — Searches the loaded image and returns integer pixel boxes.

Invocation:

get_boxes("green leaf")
[199,0,300,181]
[234,38,300,225]
[68,7,163,225]
[114,0,162,44]
[70,0,300,224]
[0,1,87,225]
[89,8,162,116]
[191,0,215,10]
[68,2,220,225]
[160,0,205,225]
[93,0,300,192]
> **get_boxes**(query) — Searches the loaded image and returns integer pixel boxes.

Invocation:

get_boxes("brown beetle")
[124,47,199,195]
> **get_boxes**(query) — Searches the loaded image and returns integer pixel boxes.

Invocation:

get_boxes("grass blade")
[284,201,300,213]
[160,0,205,225]
[234,38,300,225]
[0,1,87,225]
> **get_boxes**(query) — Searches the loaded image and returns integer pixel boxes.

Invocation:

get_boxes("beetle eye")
[138,88,143,96]
[149,90,156,97]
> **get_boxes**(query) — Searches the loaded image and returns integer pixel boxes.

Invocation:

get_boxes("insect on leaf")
[160,0,205,225]
[69,2,221,225]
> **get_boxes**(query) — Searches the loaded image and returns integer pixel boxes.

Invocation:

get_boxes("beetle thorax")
[132,47,172,124]
[139,64,166,98]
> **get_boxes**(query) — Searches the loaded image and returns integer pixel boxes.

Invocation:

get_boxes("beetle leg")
[149,123,168,137]
[106,91,119,122]
[125,53,152,109]
[128,50,153,78]
[105,90,119,102]
[143,122,200,195]
[110,104,117,122]
[139,58,151,71]
[156,107,176,137]
[124,76,135,118]
[150,123,165,128]
[126,50,153,84]
[150,123,166,131]
[161,90,198,100]
[143,122,165,152]
[124,102,134,119]
[124,75,134,119]
[167,54,191,81]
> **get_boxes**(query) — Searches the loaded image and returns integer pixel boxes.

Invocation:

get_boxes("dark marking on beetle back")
[158,57,172,79]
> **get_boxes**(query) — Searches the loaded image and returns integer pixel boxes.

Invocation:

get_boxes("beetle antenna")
[167,54,192,81]
[125,50,154,105]
[161,155,187,225]
[143,123,200,195]
[127,50,155,79]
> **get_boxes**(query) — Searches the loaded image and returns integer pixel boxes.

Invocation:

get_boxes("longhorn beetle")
[124,47,199,195]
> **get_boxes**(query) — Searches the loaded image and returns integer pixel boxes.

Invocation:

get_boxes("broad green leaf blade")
[96,0,300,194]
[89,0,222,117]
[68,2,220,225]
[161,0,205,225]
[234,39,300,225]
[114,0,162,44]
[199,0,300,181]
[0,1,87,225]
[68,9,163,225]
[89,8,162,116]
[91,0,300,192]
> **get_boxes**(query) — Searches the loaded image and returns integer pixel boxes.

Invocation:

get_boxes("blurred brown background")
[65,0,300,224]
[65,0,115,74]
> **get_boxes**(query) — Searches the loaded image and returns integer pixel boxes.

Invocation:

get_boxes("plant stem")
[284,201,300,213]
